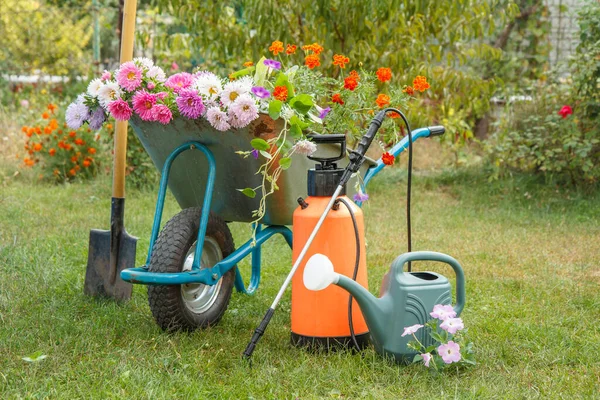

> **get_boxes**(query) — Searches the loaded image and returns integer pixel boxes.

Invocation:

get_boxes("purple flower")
[263,59,282,70]
[88,107,106,130]
[440,317,464,334]
[353,192,369,202]
[319,106,331,119]
[251,149,259,159]
[176,88,205,119]
[430,304,456,321]
[251,86,271,99]
[421,353,432,367]
[438,341,461,364]
[401,324,423,337]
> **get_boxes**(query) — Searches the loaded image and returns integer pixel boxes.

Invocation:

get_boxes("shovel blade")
[84,228,137,301]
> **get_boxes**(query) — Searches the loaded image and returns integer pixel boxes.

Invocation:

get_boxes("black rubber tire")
[147,207,235,332]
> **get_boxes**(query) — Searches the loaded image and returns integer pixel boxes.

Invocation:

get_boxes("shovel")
[84,0,138,301]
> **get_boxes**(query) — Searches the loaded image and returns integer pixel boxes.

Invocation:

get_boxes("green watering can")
[304,251,466,363]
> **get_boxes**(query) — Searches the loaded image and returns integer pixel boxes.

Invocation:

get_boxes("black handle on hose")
[243,308,275,360]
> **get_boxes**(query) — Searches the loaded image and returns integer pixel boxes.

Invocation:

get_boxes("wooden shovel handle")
[113,0,138,198]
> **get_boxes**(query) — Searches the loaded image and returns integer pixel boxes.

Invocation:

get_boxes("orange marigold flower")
[382,152,395,165]
[333,54,350,69]
[65,143,72,151]
[376,67,392,82]
[49,119,58,130]
[387,110,400,119]
[21,126,28,133]
[44,126,52,134]
[33,143,42,152]
[413,75,430,92]
[344,76,359,91]
[286,44,297,55]
[25,129,33,138]
[83,159,91,168]
[42,112,49,119]
[304,54,321,69]
[88,147,97,154]
[332,94,344,105]
[24,158,35,167]
[74,138,85,145]
[47,103,57,113]
[49,148,56,156]
[403,86,415,96]
[69,168,76,176]
[69,131,76,138]
[71,155,78,163]
[376,93,391,108]
[75,165,81,171]
[243,61,254,67]
[273,86,288,102]
[269,40,284,55]
[106,123,113,130]
[34,127,41,135]
[302,43,324,55]
[53,169,59,176]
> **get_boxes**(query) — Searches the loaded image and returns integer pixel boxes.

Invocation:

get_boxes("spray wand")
[243,109,401,359]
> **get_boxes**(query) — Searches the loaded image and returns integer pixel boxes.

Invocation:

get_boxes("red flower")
[375,94,390,108]
[286,44,297,55]
[273,86,288,101]
[333,54,350,69]
[403,86,414,96]
[332,94,344,105]
[344,76,359,91]
[558,105,573,119]
[376,67,392,82]
[382,152,395,165]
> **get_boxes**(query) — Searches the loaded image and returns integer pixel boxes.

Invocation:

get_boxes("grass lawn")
[1,168,599,398]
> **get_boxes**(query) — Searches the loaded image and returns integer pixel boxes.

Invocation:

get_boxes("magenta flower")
[147,82,156,90]
[165,72,194,93]
[558,105,573,119]
[153,104,173,125]
[421,353,432,367]
[440,317,464,334]
[430,304,456,321]
[176,88,205,119]
[353,192,369,202]
[319,106,331,119]
[116,61,142,92]
[263,59,282,70]
[156,92,168,100]
[401,324,423,337]
[251,86,271,99]
[132,91,157,121]
[107,99,133,121]
[438,341,461,364]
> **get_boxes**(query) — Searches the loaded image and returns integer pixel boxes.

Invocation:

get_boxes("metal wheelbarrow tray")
[120,114,442,332]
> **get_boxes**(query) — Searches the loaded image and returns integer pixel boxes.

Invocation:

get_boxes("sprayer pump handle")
[306,133,346,164]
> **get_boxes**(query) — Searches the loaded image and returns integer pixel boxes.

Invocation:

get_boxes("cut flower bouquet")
[66,41,430,223]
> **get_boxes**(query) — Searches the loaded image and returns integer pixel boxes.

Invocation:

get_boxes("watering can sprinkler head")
[304,254,340,291]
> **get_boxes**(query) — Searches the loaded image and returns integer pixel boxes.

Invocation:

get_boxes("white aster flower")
[133,57,154,70]
[221,79,252,107]
[281,105,295,122]
[193,74,223,102]
[97,81,122,108]
[229,94,259,126]
[146,65,166,82]
[228,110,246,129]
[87,78,104,97]
[206,106,230,131]
[292,139,317,156]
[65,100,90,129]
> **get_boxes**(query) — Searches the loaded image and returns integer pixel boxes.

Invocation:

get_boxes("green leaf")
[290,123,303,139]
[412,354,423,364]
[254,56,268,86]
[229,66,256,80]
[268,100,283,120]
[259,150,272,160]
[290,115,310,130]
[289,94,314,115]
[22,351,47,363]
[250,138,270,151]
[279,157,292,170]
[238,188,256,198]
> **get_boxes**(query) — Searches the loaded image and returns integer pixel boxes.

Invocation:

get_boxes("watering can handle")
[393,251,466,316]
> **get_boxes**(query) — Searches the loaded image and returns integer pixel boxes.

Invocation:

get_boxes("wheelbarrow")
[120,114,444,331]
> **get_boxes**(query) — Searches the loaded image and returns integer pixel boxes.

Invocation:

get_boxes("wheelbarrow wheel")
[147,207,235,332]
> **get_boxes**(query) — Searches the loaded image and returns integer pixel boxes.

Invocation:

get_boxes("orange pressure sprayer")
[291,134,369,348]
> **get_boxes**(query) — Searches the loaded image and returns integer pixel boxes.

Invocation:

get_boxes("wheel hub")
[181,237,224,314]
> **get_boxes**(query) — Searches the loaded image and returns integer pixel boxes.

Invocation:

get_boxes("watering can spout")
[303,254,391,345]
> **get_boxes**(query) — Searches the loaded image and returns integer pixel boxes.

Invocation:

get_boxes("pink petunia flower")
[430,304,456,321]
[116,61,142,92]
[401,324,424,337]
[165,72,193,93]
[421,353,432,367]
[440,317,465,334]
[558,105,573,119]
[153,104,172,125]
[132,91,158,121]
[107,99,132,121]
[437,341,461,364]
[176,89,205,119]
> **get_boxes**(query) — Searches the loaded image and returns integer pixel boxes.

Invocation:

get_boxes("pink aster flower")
[206,106,230,131]
[153,104,172,125]
[116,61,142,92]
[292,139,317,156]
[430,304,456,321]
[107,99,132,121]
[176,88,205,119]
[440,317,464,334]
[156,92,168,100]
[228,94,259,126]
[438,341,461,364]
[421,353,432,367]
[132,91,158,121]
[401,324,424,337]
[165,72,193,93]
[147,82,156,90]
[101,70,112,81]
